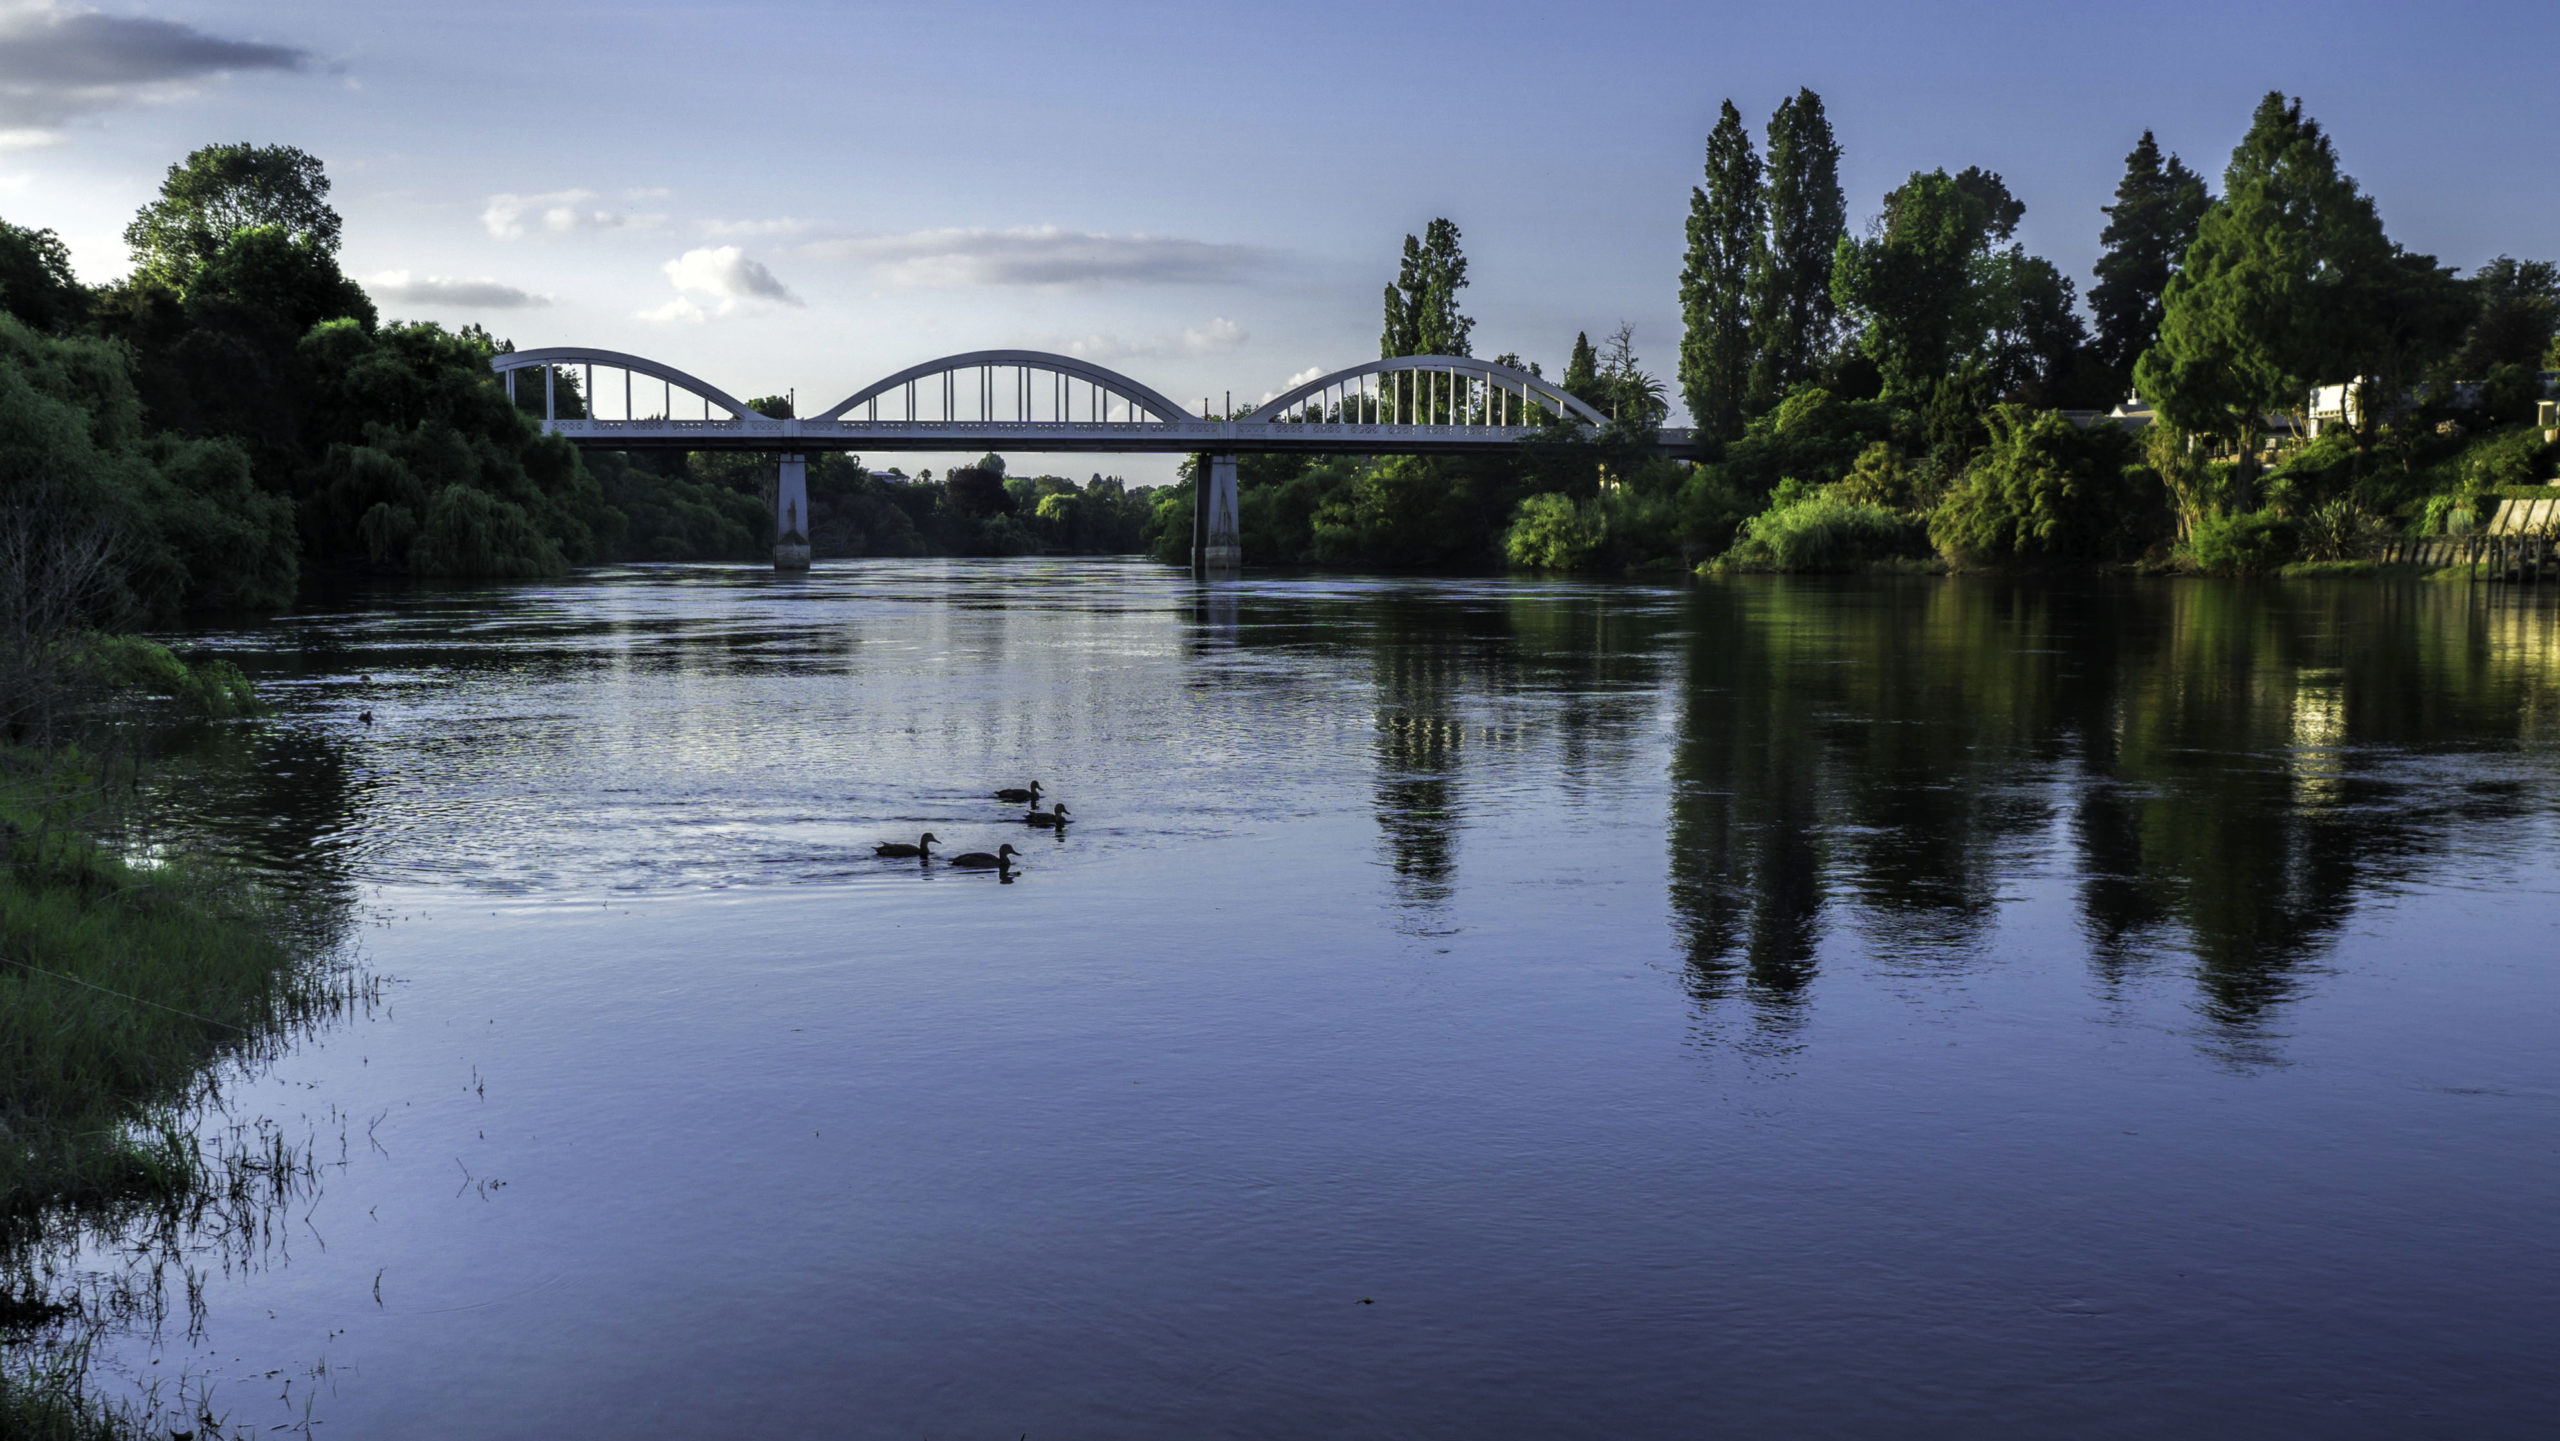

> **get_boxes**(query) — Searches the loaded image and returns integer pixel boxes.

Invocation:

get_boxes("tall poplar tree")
[1380,218,1474,359]
[2089,131,2209,384]
[1748,88,1846,408]
[1680,101,1766,440]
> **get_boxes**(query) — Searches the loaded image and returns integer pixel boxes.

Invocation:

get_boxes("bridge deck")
[539,417,1700,455]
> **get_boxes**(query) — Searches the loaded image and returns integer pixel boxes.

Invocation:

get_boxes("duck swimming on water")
[948,843,1019,870]
[993,780,1042,804]
[873,832,938,859]
[1022,804,1070,829]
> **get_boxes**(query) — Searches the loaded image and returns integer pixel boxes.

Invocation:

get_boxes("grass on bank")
[1,696,338,1437]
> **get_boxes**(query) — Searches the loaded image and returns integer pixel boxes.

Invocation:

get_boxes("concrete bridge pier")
[774,453,811,571]
[1194,452,1240,577]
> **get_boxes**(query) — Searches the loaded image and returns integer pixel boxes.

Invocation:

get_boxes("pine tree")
[1380,218,1474,359]
[1748,88,1846,408]
[1680,101,1766,440]
[1563,331,1602,409]
[2089,131,2210,385]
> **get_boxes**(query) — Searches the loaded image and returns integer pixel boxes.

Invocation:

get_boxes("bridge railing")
[487,347,1661,452]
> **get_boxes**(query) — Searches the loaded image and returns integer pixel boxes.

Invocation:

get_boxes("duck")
[1022,804,1070,828]
[948,843,1019,870]
[872,832,938,859]
[993,780,1042,805]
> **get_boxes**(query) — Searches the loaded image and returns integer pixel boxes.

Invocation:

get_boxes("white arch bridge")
[490,347,1683,573]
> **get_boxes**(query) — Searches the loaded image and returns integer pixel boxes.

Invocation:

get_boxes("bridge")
[490,347,1679,574]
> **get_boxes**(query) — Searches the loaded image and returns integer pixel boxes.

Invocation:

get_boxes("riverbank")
[0,740,343,1438]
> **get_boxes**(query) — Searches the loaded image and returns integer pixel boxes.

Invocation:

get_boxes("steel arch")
[814,349,1198,423]
[1242,355,1606,427]
[492,346,767,419]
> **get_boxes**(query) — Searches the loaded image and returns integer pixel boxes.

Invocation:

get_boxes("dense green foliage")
[0,314,298,619]
[1930,407,2156,562]
[1721,483,1927,571]
[1828,165,2089,413]
[2450,257,2560,375]
[0,223,83,335]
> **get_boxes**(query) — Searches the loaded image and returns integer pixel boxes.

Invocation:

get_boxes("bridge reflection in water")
[489,346,1644,575]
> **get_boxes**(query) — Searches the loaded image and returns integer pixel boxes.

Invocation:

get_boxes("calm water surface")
[74,561,2560,1435]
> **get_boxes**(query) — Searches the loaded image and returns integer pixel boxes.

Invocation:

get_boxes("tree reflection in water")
[1664,578,2560,1058]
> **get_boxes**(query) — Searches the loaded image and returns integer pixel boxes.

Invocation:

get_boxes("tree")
[1563,331,1602,409]
[1829,167,2019,397]
[2450,256,2560,374]
[1976,249,2089,406]
[1597,324,1667,430]
[944,466,1012,518]
[183,226,375,337]
[1680,100,1765,440]
[0,219,83,332]
[2137,93,2459,482]
[1380,218,1473,359]
[1749,88,1847,408]
[2089,132,2210,384]
[2343,246,2470,447]
[124,143,341,286]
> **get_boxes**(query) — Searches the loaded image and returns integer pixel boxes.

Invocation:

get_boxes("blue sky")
[4,0,2556,479]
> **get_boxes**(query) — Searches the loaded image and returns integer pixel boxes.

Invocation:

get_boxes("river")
[65,560,2560,1436]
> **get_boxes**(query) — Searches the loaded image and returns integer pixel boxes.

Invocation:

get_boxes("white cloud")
[635,296,709,324]
[1181,316,1245,353]
[806,225,1267,289]
[1260,365,1336,405]
[636,245,801,322]
[482,189,666,240]
[1040,317,1248,364]
[0,2,310,135]
[365,270,548,309]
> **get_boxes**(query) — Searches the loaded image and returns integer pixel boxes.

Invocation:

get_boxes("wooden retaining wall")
[2488,495,2560,535]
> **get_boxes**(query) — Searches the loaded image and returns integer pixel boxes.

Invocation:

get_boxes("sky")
[4,0,2557,482]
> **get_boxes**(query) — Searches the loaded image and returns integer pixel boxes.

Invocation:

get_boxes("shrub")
[1928,406,2157,563]
[1720,490,1928,571]
[1504,492,1603,570]
[2457,425,2548,492]
[2297,498,2387,561]
[1675,464,1754,558]
[2184,510,2297,573]
[72,635,258,718]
